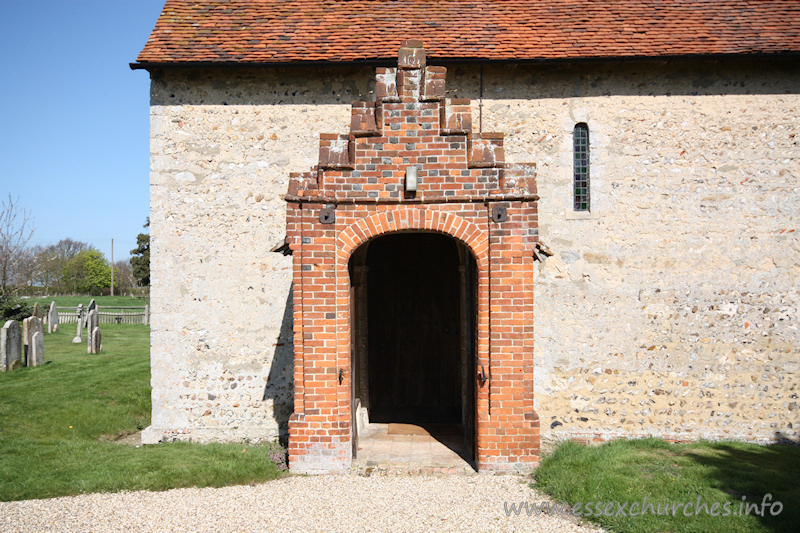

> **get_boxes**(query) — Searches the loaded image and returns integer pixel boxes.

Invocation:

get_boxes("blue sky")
[0,0,166,262]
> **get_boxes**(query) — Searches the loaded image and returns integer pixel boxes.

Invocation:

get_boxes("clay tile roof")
[136,0,800,65]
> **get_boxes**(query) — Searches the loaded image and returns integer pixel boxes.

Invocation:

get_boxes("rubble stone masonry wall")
[145,59,799,450]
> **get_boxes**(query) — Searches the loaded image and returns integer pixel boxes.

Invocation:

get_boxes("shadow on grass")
[680,433,800,533]
[534,436,800,533]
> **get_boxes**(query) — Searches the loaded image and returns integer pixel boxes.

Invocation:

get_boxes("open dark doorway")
[349,232,477,467]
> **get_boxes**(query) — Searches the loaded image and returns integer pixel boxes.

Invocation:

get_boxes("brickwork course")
[136,1,800,472]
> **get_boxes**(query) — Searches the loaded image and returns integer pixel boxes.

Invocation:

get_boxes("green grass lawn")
[0,324,285,502]
[29,295,148,308]
[533,438,800,533]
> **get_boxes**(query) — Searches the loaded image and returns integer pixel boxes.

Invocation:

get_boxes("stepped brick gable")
[285,41,540,473]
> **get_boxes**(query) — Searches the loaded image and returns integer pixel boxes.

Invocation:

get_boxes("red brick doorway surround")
[285,41,540,473]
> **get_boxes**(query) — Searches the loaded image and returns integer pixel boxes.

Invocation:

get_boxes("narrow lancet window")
[573,123,590,211]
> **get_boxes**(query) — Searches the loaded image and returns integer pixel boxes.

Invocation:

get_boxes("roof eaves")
[129,51,800,72]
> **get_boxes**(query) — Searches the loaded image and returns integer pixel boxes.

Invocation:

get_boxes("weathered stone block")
[398,39,425,69]
[441,99,472,135]
[318,134,353,169]
[422,66,447,101]
[375,67,398,101]
[397,69,422,100]
[350,101,379,136]
[469,133,505,168]
[504,163,537,193]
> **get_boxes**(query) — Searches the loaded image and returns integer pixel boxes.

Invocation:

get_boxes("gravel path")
[0,475,605,532]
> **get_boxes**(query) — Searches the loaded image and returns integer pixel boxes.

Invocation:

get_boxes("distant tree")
[52,238,90,265]
[130,218,150,286]
[17,245,47,292]
[62,249,112,294]
[0,195,34,295]
[15,239,92,294]
[114,260,135,293]
[50,239,90,292]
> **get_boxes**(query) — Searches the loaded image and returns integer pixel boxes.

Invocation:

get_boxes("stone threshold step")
[352,465,477,476]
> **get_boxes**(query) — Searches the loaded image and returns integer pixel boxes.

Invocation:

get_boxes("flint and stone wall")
[144,58,799,450]
[144,67,373,444]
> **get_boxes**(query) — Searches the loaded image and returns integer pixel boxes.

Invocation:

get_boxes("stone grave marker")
[32,302,43,319]
[29,331,45,367]
[23,317,44,367]
[25,316,44,346]
[72,304,84,343]
[88,327,102,354]
[22,317,30,365]
[88,309,98,334]
[83,299,96,327]
[86,310,98,352]
[1,320,22,372]
[48,301,59,333]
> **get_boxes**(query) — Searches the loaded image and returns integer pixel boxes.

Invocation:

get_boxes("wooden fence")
[53,305,149,326]
[98,306,149,325]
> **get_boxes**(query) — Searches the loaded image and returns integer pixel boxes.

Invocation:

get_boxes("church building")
[133,1,800,473]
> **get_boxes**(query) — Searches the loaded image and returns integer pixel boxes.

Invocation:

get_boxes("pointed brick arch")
[336,208,489,269]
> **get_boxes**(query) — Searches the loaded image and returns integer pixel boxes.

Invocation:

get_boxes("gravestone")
[29,331,44,367]
[88,327,101,354]
[1,320,22,372]
[72,304,84,343]
[24,317,44,346]
[32,302,43,319]
[86,310,98,352]
[22,317,30,365]
[87,309,98,336]
[83,299,96,327]
[48,301,59,333]
[23,317,44,367]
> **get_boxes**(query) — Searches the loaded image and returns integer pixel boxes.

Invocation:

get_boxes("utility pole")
[111,238,115,296]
